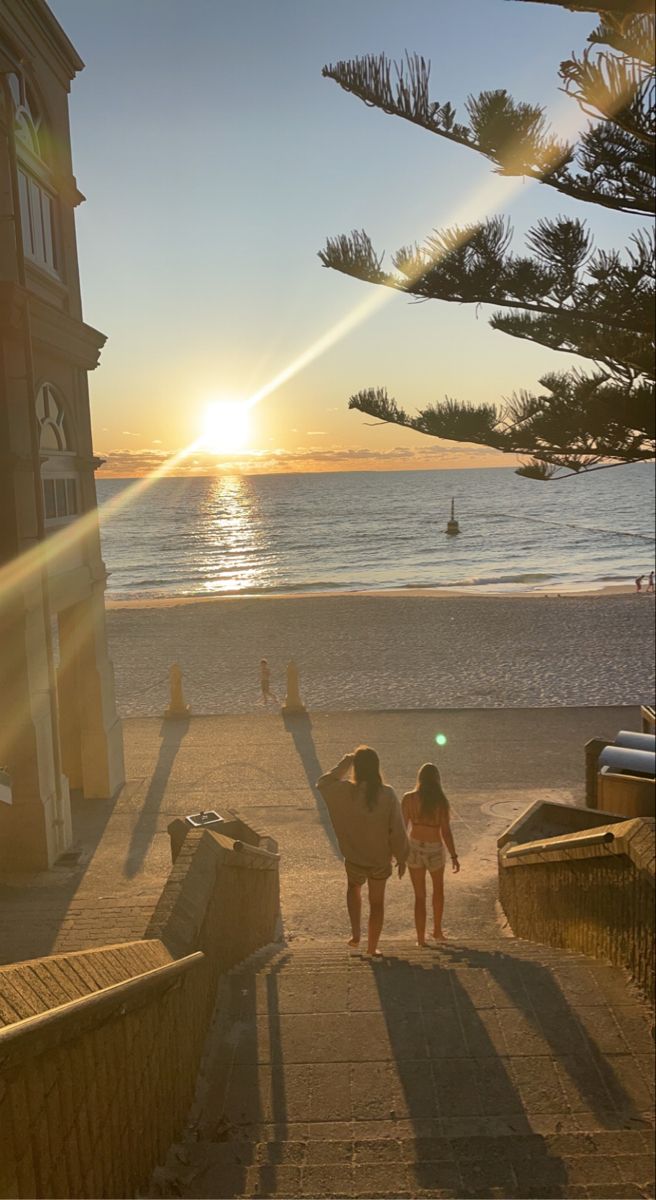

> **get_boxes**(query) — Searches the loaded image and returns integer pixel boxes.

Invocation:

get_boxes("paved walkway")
[1,705,653,1197]
[155,941,654,1199]
[0,706,637,963]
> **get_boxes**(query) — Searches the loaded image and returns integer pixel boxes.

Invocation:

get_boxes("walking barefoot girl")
[402,763,460,945]
[318,746,409,956]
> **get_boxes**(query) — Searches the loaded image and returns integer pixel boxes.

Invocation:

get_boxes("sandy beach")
[105,590,655,716]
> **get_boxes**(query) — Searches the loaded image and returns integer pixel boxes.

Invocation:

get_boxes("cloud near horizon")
[95,441,509,476]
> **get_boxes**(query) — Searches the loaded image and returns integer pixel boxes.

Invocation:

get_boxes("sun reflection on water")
[199,475,269,594]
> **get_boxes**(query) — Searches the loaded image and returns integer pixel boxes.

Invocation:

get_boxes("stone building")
[0,0,123,869]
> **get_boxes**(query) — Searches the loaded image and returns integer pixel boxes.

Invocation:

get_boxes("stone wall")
[499,818,655,999]
[0,940,172,1025]
[0,828,280,1198]
[147,829,281,967]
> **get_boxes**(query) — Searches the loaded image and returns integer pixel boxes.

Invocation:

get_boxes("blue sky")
[49,0,644,474]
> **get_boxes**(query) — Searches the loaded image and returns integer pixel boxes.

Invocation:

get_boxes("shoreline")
[105,583,643,609]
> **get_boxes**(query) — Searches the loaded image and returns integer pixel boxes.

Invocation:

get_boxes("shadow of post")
[123,716,190,879]
[370,951,570,1196]
[282,712,341,858]
[0,790,119,964]
[436,943,641,1127]
[199,950,291,1198]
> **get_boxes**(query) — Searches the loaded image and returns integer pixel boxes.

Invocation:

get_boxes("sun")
[201,400,250,454]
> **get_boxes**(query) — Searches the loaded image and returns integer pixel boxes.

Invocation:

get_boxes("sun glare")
[201,400,250,454]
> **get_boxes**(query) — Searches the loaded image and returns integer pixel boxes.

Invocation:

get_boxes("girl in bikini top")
[404,790,444,842]
[402,764,458,866]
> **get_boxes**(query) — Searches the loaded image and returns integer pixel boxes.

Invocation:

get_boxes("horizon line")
[96,462,522,481]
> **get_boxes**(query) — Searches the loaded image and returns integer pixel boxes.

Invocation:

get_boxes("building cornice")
[0,0,84,88]
[29,296,107,369]
[0,283,107,370]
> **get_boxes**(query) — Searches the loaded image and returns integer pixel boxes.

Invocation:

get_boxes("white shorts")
[407,838,446,872]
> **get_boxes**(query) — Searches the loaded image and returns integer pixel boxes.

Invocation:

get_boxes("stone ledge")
[0,948,203,1068]
[497,800,626,851]
[147,828,280,960]
[499,817,655,882]
[0,939,173,1027]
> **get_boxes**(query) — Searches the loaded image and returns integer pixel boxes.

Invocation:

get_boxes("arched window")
[37,385,80,525]
[8,71,59,276]
[36,383,68,451]
[8,72,44,159]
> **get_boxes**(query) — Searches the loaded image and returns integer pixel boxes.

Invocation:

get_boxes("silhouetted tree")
[319,1,655,478]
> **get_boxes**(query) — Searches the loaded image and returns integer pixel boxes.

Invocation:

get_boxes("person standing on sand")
[648,572,654,593]
[635,575,645,593]
[259,658,277,704]
[317,746,408,957]
[402,764,460,946]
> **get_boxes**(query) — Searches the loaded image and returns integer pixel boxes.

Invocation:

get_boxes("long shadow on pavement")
[282,712,341,858]
[0,789,118,965]
[436,943,640,1126]
[370,952,569,1197]
[189,950,292,1198]
[123,716,190,879]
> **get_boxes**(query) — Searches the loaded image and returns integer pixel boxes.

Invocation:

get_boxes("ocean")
[96,464,655,601]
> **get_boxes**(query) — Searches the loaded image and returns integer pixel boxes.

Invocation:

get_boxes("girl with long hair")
[317,746,409,956]
[402,763,460,945]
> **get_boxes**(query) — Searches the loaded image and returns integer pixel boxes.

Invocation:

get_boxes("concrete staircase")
[155,940,654,1199]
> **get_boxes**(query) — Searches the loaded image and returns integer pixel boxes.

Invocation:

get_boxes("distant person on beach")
[635,575,645,593]
[317,746,408,957]
[648,572,654,593]
[402,764,460,946]
[259,658,277,704]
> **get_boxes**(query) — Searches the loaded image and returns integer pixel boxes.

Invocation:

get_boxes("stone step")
[246,939,596,955]
[235,944,600,969]
[246,955,599,971]
[232,956,621,979]
[157,1130,655,1198]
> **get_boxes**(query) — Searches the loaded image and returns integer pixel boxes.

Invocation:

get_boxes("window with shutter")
[18,169,58,275]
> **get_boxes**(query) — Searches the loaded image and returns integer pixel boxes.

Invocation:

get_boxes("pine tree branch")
[319,222,655,338]
[522,457,652,481]
[347,374,656,478]
[322,56,655,215]
[509,1,654,15]
[320,5,656,481]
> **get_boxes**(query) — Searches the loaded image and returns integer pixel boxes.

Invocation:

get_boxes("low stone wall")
[0,949,204,1199]
[148,829,281,967]
[499,817,655,999]
[0,940,172,1025]
[0,828,280,1199]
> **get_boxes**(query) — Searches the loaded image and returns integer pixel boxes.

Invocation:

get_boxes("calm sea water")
[96,465,655,600]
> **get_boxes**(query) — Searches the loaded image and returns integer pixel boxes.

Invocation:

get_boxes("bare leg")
[430,867,446,939]
[346,881,361,946]
[409,866,428,946]
[367,877,387,956]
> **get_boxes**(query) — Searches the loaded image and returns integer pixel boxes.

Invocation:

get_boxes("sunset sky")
[51,0,644,476]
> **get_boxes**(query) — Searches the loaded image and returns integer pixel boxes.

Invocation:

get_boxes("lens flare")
[435,734,448,746]
[239,95,587,422]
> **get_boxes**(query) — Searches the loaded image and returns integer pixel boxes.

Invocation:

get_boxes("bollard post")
[282,660,306,715]
[164,663,191,718]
